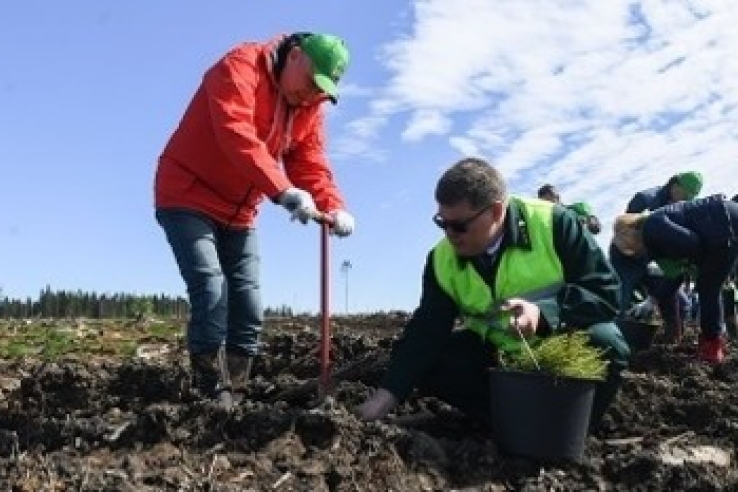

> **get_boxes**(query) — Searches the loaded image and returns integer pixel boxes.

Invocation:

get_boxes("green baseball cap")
[676,171,703,199]
[300,33,349,104]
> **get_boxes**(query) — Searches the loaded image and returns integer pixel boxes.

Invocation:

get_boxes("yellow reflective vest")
[432,197,564,352]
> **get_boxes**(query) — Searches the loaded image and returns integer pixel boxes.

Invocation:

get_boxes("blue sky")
[1,1,737,313]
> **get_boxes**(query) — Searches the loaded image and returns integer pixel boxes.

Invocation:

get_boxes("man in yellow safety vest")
[355,157,630,430]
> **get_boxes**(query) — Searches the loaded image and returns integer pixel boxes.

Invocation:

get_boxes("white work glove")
[277,187,317,224]
[627,296,655,320]
[354,388,398,421]
[329,210,355,237]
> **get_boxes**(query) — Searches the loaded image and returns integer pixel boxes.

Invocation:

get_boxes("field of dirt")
[1,313,737,491]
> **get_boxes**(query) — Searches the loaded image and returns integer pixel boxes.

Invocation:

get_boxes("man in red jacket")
[155,32,355,409]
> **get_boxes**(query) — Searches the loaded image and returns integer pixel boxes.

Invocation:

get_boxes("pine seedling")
[501,331,608,381]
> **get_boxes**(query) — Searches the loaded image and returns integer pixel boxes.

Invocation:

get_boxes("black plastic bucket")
[617,318,659,352]
[489,369,595,461]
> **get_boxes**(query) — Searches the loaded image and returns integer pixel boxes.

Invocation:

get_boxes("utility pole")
[340,260,352,314]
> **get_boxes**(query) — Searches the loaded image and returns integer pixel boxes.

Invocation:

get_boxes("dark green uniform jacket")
[381,197,621,401]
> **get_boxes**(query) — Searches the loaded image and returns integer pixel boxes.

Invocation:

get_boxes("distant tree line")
[0,285,188,320]
[0,286,297,319]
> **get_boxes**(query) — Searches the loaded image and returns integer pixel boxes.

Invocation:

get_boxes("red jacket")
[155,36,345,227]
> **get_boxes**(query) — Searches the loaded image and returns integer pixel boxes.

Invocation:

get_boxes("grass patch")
[0,341,35,358]
[0,319,184,360]
[147,323,182,340]
[118,340,139,359]
[41,329,77,360]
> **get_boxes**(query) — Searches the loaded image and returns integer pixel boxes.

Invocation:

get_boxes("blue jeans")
[156,209,263,355]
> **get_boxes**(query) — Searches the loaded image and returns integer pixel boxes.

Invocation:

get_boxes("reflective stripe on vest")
[433,196,564,352]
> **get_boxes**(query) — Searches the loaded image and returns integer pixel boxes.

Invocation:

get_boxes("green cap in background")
[300,33,349,104]
[676,171,703,199]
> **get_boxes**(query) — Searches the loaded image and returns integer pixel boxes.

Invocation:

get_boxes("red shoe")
[697,336,727,364]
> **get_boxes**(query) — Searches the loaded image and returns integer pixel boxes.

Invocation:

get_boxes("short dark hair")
[537,183,557,199]
[435,157,507,209]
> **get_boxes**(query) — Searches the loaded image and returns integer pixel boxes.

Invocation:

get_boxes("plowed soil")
[1,314,737,491]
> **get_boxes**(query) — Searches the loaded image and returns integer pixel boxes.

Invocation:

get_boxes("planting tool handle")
[315,211,333,398]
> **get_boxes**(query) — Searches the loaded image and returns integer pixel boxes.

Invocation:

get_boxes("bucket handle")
[511,315,541,371]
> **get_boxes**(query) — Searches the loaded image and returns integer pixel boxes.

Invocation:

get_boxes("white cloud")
[337,82,375,98]
[448,135,480,156]
[340,0,738,240]
[402,109,451,141]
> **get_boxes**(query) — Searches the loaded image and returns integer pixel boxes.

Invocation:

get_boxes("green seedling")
[500,331,608,381]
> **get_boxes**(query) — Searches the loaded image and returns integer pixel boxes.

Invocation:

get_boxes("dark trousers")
[610,245,682,334]
[416,323,631,429]
[649,275,686,336]
[696,249,738,337]
[698,203,738,337]
[646,201,738,338]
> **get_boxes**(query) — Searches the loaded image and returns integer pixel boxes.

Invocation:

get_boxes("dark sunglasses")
[433,204,493,234]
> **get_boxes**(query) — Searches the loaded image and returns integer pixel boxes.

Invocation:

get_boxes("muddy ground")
[1,313,737,491]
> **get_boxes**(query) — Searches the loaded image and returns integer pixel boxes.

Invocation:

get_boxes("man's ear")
[283,45,300,65]
[292,45,308,61]
[492,200,507,221]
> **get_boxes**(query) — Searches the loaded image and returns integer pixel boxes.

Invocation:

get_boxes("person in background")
[537,183,561,204]
[154,32,356,410]
[684,282,700,324]
[537,185,601,235]
[613,194,738,363]
[566,202,602,235]
[355,157,630,430]
[677,283,693,331]
[609,171,703,342]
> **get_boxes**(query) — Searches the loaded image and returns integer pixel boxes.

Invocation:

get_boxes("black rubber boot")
[227,351,254,394]
[226,348,255,405]
[190,346,234,411]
